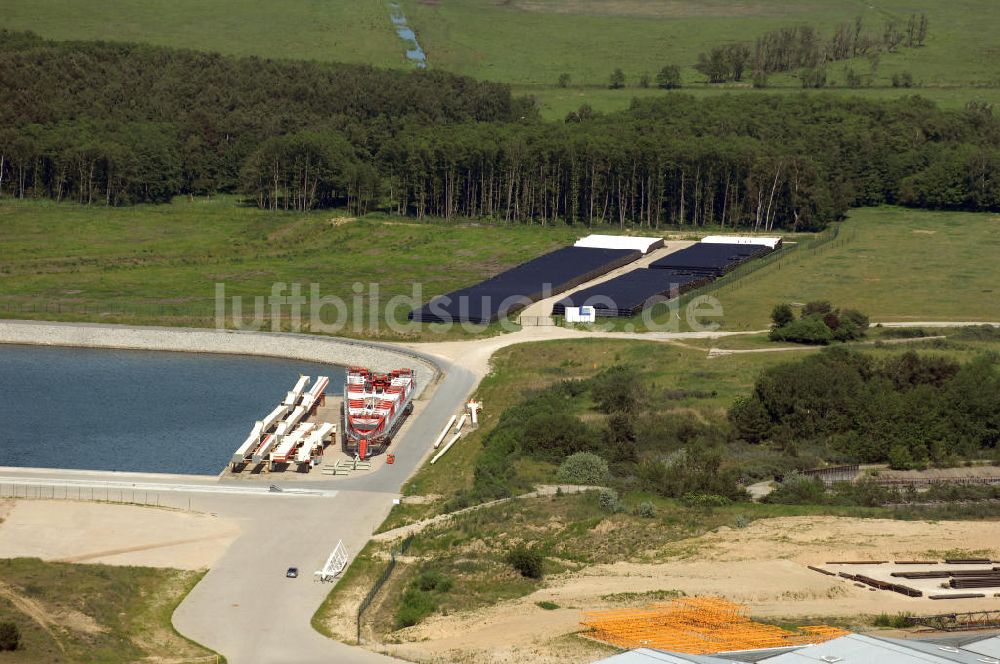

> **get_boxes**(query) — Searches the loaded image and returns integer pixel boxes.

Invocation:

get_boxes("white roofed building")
[574,234,665,254]
[700,235,782,249]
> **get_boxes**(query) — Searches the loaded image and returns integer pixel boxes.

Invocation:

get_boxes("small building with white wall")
[574,234,665,254]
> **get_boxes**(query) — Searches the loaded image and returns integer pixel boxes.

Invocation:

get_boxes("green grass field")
[0,558,216,662]
[4,0,998,119]
[709,207,1000,330]
[0,0,406,68]
[0,196,579,339]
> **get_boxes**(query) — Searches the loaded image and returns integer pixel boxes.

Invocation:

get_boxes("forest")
[2,31,1000,229]
[730,347,1000,467]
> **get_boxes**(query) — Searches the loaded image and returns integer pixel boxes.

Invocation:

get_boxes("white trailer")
[296,422,335,465]
[271,423,315,465]
[252,434,278,465]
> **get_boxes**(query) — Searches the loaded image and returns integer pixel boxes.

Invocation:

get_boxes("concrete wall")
[0,320,438,398]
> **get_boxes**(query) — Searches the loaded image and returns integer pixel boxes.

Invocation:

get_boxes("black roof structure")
[409,246,640,324]
[552,268,711,318]
[648,242,770,276]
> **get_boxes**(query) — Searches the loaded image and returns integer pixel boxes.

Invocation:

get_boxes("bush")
[395,588,438,629]
[536,600,560,610]
[872,612,913,628]
[770,316,834,344]
[771,303,794,327]
[556,452,610,485]
[763,473,828,504]
[590,365,645,413]
[598,488,621,512]
[506,546,545,579]
[680,493,731,508]
[634,501,656,518]
[0,622,19,652]
[416,570,452,592]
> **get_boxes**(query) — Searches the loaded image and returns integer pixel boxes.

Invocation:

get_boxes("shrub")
[590,365,644,413]
[416,570,452,592]
[598,488,621,512]
[769,316,834,344]
[680,493,731,508]
[557,452,609,485]
[763,472,827,504]
[395,588,437,629]
[506,546,544,579]
[0,622,18,652]
[771,303,794,328]
[634,501,656,518]
[733,514,751,529]
[536,600,560,610]
[872,612,913,628]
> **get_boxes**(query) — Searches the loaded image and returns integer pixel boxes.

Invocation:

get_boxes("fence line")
[0,482,162,507]
[356,534,414,643]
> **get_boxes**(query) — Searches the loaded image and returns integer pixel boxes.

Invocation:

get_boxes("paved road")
[170,344,475,663]
[0,340,475,664]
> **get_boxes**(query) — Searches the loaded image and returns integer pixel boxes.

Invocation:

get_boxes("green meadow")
[4,0,998,119]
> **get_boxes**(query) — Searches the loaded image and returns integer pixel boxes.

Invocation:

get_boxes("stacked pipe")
[950,576,1000,589]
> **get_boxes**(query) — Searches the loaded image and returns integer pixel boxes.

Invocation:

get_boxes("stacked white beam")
[261,405,289,432]
[271,423,315,464]
[279,406,307,435]
[433,415,457,449]
[700,235,782,249]
[283,375,311,406]
[252,434,277,465]
[296,422,335,464]
[301,375,330,411]
[232,421,264,465]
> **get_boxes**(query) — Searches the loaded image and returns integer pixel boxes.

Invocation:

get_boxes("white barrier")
[430,432,462,464]
[315,540,350,582]
[433,415,457,449]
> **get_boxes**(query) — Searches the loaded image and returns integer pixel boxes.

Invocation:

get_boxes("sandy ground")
[0,499,239,569]
[380,516,1000,664]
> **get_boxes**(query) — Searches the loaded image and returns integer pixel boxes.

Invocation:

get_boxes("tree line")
[1,31,999,228]
[696,14,928,85]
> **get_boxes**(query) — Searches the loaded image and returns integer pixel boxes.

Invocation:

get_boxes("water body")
[0,345,345,475]
[388,2,427,68]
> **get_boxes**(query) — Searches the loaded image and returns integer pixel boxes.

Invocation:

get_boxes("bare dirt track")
[379,515,1000,664]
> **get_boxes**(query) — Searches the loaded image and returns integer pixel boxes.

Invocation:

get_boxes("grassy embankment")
[316,326,1000,645]
[0,557,220,662]
[7,0,998,119]
[0,196,579,340]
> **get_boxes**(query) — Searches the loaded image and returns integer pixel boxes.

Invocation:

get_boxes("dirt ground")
[0,499,239,569]
[378,516,1000,664]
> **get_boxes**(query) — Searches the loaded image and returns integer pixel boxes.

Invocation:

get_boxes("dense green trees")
[730,349,1000,467]
[655,65,682,89]
[2,31,1000,225]
[769,301,869,344]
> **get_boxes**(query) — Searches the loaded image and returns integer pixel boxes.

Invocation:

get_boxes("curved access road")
[168,343,476,664]
[0,320,475,664]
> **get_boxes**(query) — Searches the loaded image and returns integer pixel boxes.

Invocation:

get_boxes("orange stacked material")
[581,597,848,654]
